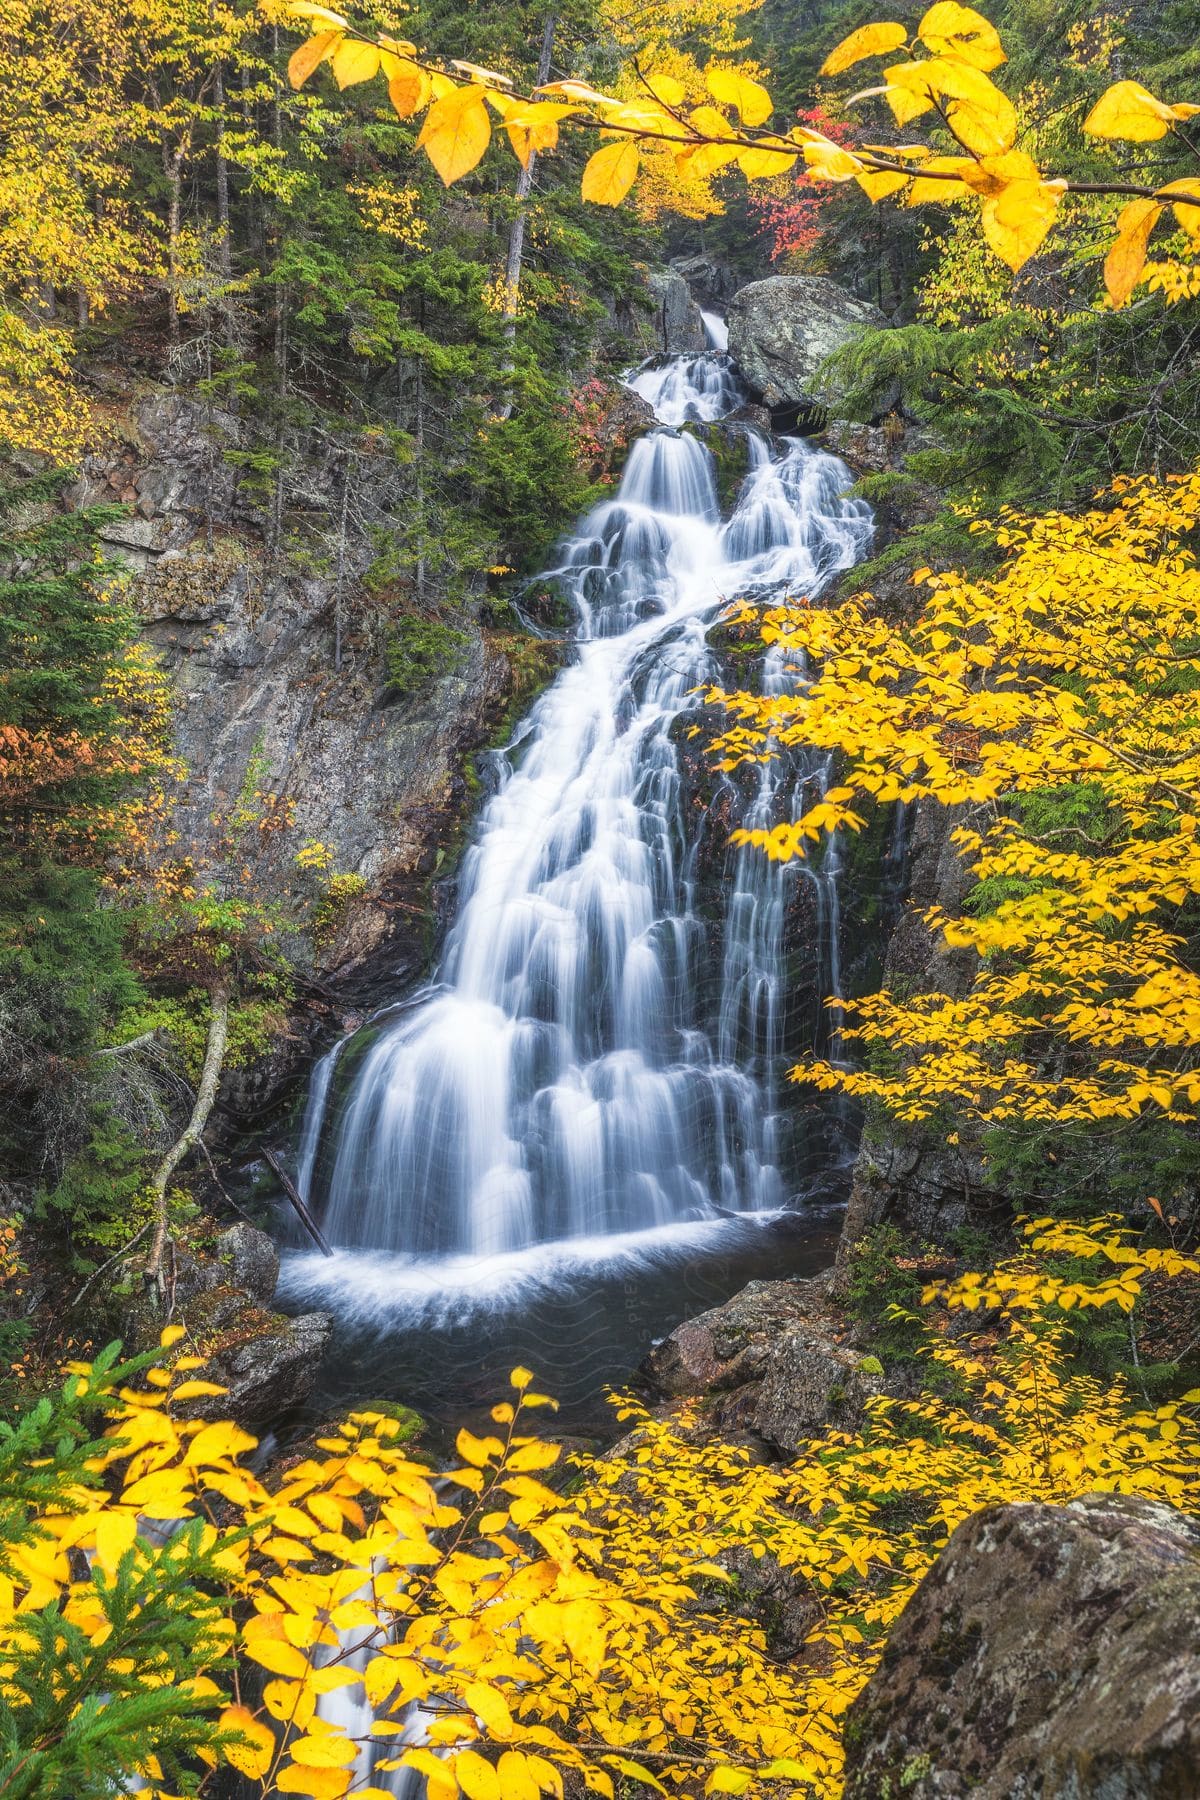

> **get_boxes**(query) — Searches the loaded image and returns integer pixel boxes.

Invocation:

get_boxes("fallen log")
[263,1147,335,1258]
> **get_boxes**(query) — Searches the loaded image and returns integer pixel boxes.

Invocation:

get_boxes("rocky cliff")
[68,376,564,1123]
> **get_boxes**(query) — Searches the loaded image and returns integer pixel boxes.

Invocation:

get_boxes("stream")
[278,348,874,1431]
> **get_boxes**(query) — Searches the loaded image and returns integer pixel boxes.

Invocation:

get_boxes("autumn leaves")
[281,0,1200,309]
[707,468,1200,1136]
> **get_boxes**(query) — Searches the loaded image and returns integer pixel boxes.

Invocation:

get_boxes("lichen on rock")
[843,1492,1200,1799]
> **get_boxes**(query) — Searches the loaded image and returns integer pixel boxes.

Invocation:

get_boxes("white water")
[701,308,729,352]
[285,358,871,1314]
[624,347,741,426]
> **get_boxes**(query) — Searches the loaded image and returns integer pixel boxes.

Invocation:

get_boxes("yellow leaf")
[643,72,685,106]
[395,1750,457,1800]
[170,1380,229,1401]
[958,147,1041,194]
[262,1680,315,1729]
[1104,198,1163,306]
[388,61,432,118]
[536,79,620,108]
[417,86,493,185]
[580,140,640,206]
[453,1750,501,1800]
[604,1759,667,1795]
[686,1560,735,1582]
[856,166,910,200]
[464,1680,514,1741]
[284,1,347,22]
[220,1705,276,1781]
[93,1510,139,1576]
[704,67,773,126]
[451,59,512,87]
[159,1324,187,1349]
[497,1753,542,1800]
[289,1732,359,1768]
[456,1427,504,1467]
[242,1636,312,1680]
[802,138,863,182]
[187,1420,258,1466]
[917,2,1006,70]
[739,145,798,179]
[275,1767,351,1799]
[331,38,380,89]
[821,21,909,76]
[885,58,1016,153]
[1084,80,1174,142]
[288,29,341,89]
[1154,177,1200,241]
[504,1439,560,1473]
[980,178,1062,271]
[684,106,743,177]
[364,1654,426,1708]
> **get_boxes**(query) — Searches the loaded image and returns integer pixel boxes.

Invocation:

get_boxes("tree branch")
[144,983,230,1296]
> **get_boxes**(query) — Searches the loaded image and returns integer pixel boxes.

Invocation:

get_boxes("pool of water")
[278,1205,840,1437]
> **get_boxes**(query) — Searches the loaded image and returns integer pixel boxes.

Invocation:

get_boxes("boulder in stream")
[843,1492,1200,1799]
[639,1269,884,1452]
[727,276,887,416]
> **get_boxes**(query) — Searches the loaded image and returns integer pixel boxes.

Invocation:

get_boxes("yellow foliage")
[5,1227,1197,1800]
[278,0,1200,304]
[706,467,1200,1137]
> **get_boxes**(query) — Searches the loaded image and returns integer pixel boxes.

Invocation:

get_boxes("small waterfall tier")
[625,350,741,426]
[291,360,872,1271]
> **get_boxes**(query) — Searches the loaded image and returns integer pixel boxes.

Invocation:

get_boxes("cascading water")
[624,347,741,426]
[282,350,873,1416]
[701,308,729,352]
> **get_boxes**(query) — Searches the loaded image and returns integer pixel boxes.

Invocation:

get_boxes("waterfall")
[624,350,741,426]
[701,309,729,352]
[283,357,872,1339]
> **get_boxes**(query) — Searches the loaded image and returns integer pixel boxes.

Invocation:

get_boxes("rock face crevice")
[67,380,557,1135]
[838,797,990,1258]
[843,1492,1200,1799]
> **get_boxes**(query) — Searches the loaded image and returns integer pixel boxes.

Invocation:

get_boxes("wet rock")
[836,798,989,1260]
[640,1270,884,1452]
[641,1275,831,1396]
[669,254,739,311]
[751,1327,885,1454]
[645,269,707,352]
[203,1311,333,1425]
[727,277,887,415]
[843,1492,1200,1800]
[213,1223,280,1305]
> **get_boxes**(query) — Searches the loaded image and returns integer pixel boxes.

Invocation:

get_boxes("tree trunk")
[495,12,556,420]
[269,288,288,562]
[414,352,426,606]
[144,983,230,1295]
[333,448,350,670]
[165,141,186,348]
[214,63,232,279]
